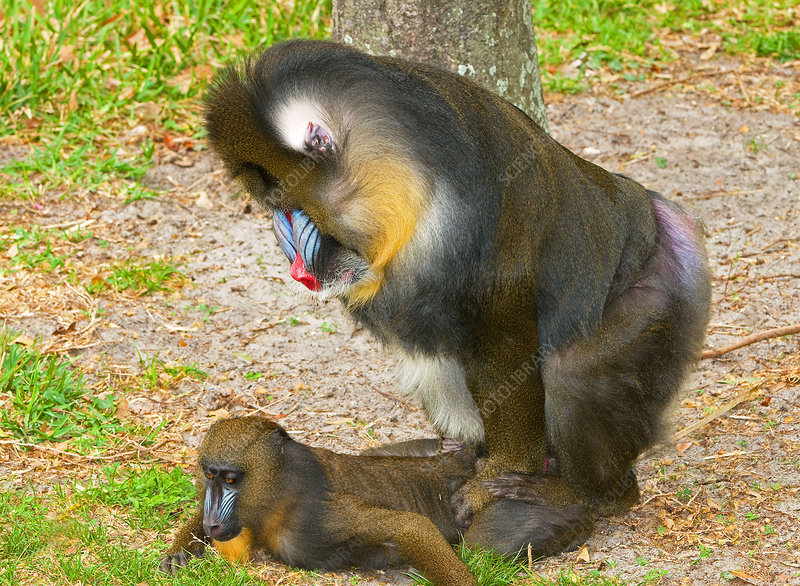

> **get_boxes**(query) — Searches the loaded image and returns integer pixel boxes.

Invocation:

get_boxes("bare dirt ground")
[1,61,798,584]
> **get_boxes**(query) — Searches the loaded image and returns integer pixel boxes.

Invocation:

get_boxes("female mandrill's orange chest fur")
[211,527,253,563]
[211,504,291,563]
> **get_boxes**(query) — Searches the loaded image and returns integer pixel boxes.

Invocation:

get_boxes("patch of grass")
[544,71,588,95]
[534,0,799,91]
[0,327,155,454]
[676,485,693,501]
[188,302,218,321]
[0,491,50,560]
[122,183,161,204]
[80,464,195,532]
[108,258,181,293]
[0,0,331,200]
[0,226,70,274]
[83,258,182,295]
[724,12,799,61]
[1,139,155,199]
[0,327,114,443]
[137,350,207,390]
[0,472,259,585]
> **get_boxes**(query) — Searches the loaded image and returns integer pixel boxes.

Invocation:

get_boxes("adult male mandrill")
[204,39,711,550]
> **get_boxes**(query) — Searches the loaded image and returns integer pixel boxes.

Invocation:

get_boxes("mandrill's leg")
[464,500,592,560]
[329,495,478,586]
[477,293,692,518]
[452,321,561,526]
[541,279,706,514]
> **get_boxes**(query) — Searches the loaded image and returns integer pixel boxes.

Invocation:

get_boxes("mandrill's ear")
[304,122,334,155]
[273,97,337,158]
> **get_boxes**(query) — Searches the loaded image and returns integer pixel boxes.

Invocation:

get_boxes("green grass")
[81,258,183,295]
[534,0,799,91]
[0,467,262,586]
[79,464,196,532]
[0,327,113,443]
[0,0,331,200]
[411,544,640,586]
[0,225,70,273]
[137,350,208,390]
[535,0,800,65]
[0,326,175,454]
[0,224,183,297]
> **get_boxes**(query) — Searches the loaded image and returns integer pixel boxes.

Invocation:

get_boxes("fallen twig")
[702,324,800,359]
[630,70,738,98]
[671,383,761,442]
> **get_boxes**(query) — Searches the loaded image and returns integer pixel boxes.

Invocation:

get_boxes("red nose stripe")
[290,252,322,291]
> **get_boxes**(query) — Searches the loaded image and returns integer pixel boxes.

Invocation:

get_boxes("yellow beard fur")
[211,527,253,563]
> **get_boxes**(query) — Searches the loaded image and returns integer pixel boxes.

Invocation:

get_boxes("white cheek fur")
[274,99,333,152]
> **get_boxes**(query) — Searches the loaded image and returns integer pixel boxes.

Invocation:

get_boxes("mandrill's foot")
[453,467,578,528]
[360,437,448,457]
[453,472,593,560]
[360,437,481,458]
[465,500,592,559]
[486,467,641,516]
[453,466,596,560]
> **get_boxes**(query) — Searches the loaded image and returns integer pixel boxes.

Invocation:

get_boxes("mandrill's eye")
[236,163,282,209]
[205,472,213,480]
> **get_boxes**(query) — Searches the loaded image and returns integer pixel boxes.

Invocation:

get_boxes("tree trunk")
[332,0,549,132]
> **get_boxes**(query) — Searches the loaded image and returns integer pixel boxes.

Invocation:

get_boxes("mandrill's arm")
[160,510,207,573]
[329,495,477,586]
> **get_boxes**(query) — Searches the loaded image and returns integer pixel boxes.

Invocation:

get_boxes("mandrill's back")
[314,447,475,543]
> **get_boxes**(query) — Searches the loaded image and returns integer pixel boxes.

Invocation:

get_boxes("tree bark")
[332,0,549,132]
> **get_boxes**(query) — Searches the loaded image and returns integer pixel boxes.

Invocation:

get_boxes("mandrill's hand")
[159,516,207,574]
[449,456,498,528]
[453,462,581,528]
[483,471,557,504]
[159,550,195,574]
[451,477,489,529]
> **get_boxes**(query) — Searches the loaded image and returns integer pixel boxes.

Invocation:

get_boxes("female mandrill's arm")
[160,511,207,574]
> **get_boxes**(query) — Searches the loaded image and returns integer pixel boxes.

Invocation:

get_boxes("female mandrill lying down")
[160,416,589,585]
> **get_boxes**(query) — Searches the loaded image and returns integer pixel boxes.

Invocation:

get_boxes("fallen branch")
[670,383,760,442]
[630,70,735,98]
[701,324,800,359]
